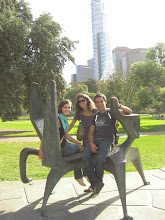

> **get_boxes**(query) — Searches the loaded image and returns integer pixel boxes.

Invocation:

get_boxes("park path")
[0,130,164,142]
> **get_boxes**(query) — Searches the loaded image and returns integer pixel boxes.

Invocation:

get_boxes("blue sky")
[26,0,165,83]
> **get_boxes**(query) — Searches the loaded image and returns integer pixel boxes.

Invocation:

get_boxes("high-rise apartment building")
[91,0,111,80]
[112,47,148,80]
[76,64,94,82]
[122,48,148,79]
[112,47,130,78]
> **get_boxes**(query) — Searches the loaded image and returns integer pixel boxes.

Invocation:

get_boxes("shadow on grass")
[140,124,165,132]
[0,130,37,138]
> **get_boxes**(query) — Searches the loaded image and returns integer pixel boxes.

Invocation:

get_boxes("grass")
[0,114,164,181]
[0,115,164,137]
[0,135,165,181]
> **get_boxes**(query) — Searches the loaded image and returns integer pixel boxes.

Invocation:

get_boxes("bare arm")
[88,125,98,153]
[114,97,132,115]
[39,139,44,160]
[119,104,132,115]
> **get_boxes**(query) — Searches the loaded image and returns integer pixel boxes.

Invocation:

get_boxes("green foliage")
[83,78,99,93]
[98,74,128,108]
[0,1,76,120]
[129,60,165,112]
[146,42,165,65]
[23,12,76,111]
[0,0,32,121]
[137,87,153,109]
[131,61,165,88]
[65,84,88,108]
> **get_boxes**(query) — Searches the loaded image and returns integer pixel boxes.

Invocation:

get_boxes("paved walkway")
[0,169,165,220]
[0,131,164,142]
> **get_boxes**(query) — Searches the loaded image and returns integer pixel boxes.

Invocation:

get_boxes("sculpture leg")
[131,149,150,185]
[113,162,133,220]
[41,168,64,217]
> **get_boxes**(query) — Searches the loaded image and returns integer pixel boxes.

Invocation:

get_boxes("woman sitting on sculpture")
[39,99,84,160]
[68,93,97,189]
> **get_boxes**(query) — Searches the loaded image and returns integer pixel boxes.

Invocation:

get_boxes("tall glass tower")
[91,0,111,80]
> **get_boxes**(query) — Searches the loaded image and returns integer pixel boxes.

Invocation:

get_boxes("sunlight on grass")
[0,135,164,181]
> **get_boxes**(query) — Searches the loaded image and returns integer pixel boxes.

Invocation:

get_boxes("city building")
[122,48,148,79]
[71,74,77,83]
[112,47,148,80]
[91,0,111,80]
[112,47,130,78]
[76,63,94,82]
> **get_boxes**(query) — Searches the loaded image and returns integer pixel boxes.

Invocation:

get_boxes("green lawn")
[0,135,164,181]
[0,115,164,137]
[0,115,164,182]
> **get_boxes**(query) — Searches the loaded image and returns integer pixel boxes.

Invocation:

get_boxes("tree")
[65,84,88,108]
[23,13,76,112]
[0,0,32,121]
[130,61,165,112]
[131,61,165,88]
[0,1,77,121]
[153,87,165,113]
[83,78,99,93]
[99,75,127,108]
[146,42,165,65]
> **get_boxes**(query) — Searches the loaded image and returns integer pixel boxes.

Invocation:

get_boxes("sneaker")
[84,186,94,193]
[84,176,90,183]
[91,182,104,198]
[76,178,86,186]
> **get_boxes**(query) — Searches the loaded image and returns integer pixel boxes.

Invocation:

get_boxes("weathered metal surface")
[19,80,149,220]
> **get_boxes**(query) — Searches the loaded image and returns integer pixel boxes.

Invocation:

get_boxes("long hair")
[58,99,72,113]
[75,93,96,119]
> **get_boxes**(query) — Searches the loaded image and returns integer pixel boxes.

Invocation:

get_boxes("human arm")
[39,139,44,160]
[64,132,84,152]
[68,119,77,132]
[114,97,132,115]
[88,125,98,153]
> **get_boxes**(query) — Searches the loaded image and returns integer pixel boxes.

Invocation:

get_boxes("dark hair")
[75,93,96,119]
[94,93,107,102]
[58,99,72,113]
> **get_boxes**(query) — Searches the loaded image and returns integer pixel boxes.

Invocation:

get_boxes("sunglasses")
[78,99,86,104]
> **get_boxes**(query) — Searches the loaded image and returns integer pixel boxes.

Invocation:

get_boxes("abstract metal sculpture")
[20,80,149,219]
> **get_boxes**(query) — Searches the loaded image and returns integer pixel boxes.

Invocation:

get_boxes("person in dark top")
[39,99,84,161]
[69,93,97,188]
[82,93,132,198]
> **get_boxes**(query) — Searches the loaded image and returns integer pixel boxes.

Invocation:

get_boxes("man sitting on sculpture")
[82,94,132,197]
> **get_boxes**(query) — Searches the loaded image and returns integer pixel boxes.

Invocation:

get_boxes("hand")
[39,147,44,160]
[78,143,84,152]
[90,143,98,153]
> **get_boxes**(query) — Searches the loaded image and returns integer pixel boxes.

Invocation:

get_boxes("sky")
[25,0,165,83]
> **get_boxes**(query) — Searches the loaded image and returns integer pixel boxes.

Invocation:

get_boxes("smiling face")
[62,103,71,116]
[94,97,107,113]
[78,97,87,110]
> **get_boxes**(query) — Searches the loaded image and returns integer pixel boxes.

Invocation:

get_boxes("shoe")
[84,176,90,183]
[91,182,104,198]
[84,186,94,193]
[76,178,86,186]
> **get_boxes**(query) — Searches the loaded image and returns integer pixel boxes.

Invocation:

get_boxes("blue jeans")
[82,138,113,187]
[61,142,81,179]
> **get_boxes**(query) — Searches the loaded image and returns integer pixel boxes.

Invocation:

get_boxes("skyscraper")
[91,0,111,80]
